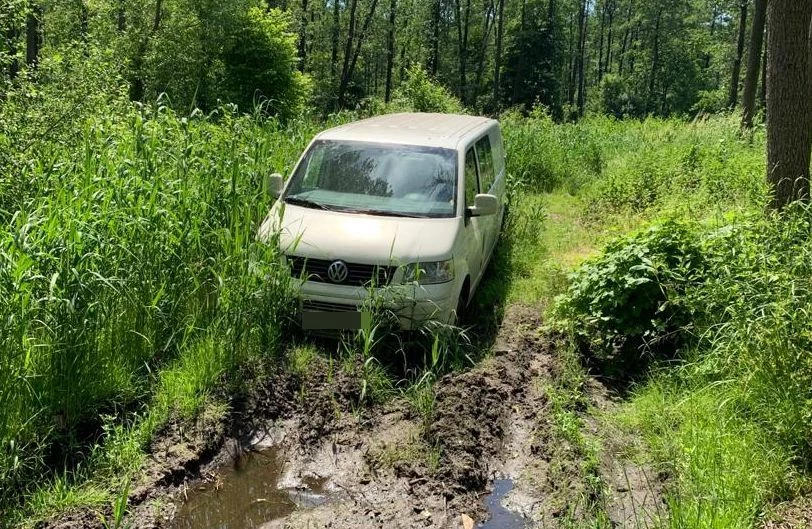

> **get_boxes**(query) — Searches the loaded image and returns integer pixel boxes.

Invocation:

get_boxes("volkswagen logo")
[327,260,349,283]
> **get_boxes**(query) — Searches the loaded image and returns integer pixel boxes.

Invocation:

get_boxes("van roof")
[315,112,496,149]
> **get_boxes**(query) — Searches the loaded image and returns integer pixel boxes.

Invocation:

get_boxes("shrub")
[554,220,704,370]
[393,65,464,114]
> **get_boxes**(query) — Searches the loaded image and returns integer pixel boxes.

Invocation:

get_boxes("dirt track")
[43,305,664,529]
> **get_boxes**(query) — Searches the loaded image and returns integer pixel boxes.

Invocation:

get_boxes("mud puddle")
[170,448,328,529]
[479,479,529,529]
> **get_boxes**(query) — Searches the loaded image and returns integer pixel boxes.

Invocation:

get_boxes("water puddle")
[479,479,529,529]
[170,448,327,529]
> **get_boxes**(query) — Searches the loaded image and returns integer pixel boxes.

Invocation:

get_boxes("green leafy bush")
[554,220,704,367]
[393,65,464,114]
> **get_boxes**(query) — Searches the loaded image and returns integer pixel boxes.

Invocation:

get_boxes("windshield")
[283,140,458,218]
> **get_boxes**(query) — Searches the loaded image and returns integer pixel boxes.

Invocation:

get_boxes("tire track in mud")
[42,305,664,529]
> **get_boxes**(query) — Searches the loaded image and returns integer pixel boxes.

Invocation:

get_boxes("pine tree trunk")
[766,0,812,208]
[759,25,767,114]
[385,0,396,102]
[727,0,748,108]
[741,0,766,129]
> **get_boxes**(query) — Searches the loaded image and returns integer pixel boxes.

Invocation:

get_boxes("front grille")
[302,299,359,312]
[287,255,395,286]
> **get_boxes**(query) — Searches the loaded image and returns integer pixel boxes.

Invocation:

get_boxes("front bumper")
[295,279,457,330]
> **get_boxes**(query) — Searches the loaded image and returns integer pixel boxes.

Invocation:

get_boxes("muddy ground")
[42,305,665,529]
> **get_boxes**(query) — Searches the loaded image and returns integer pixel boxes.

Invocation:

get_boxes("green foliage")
[0,103,314,520]
[597,74,643,119]
[393,65,464,114]
[139,1,309,116]
[554,220,704,366]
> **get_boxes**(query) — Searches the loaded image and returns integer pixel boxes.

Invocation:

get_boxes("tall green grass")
[0,104,335,521]
[539,112,812,526]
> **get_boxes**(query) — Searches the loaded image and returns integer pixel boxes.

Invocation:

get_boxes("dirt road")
[44,305,663,529]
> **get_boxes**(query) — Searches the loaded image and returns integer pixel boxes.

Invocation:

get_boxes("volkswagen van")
[258,113,506,330]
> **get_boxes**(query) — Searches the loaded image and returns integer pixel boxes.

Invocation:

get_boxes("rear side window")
[475,136,494,192]
[465,148,479,207]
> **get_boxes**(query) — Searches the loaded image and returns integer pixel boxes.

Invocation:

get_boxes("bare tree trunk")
[25,3,41,68]
[575,0,588,117]
[727,0,748,108]
[385,0,396,102]
[618,1,632,75]
[760,24,767,115]
[331,0,340,81]
[597,0,607,81]
[648,9,662,113]
[605,0,615,75]
[742,0,766,129]
[428,0,441,75]
[567,8,576,106]
[766,0,812,208]
[492,0,505,107]
[338,0,381,107]
[298,0,309,71]
[472,0,495,104]
[453,0,471,101]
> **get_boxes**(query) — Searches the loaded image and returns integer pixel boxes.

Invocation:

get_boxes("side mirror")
[467,194,499,217]
[266,173,284,198]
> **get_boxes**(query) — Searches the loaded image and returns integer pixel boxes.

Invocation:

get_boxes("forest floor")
[40,192,669,529]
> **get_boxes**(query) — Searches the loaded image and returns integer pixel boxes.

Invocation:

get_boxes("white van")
[258,113,506,330]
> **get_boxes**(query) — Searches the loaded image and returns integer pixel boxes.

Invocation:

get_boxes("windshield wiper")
[284,196,331,210]
[357,209,428,218]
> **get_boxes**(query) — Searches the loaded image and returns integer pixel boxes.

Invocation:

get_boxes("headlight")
[404,259,454,284]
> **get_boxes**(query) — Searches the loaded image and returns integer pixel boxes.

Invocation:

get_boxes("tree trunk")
[704,4,718,69]
[648,9,662,113]
[428,0,441,75]
[338,0,381,107]
[575,0,588,117]
[742,0,766,129]
[597,0,607,81]
[153,0,163,32]
[759,24,767,115]
[385,0,396,102]
[117,0,126,31]
[618,1,632,75]
[454,0,471,101]
[25,4,41,68]
[331,0,340,81]
[604,0,615,75]
[492,0,505,107]
[766,0,812,209]
[567,8,576,106]
[727,0,748,108]
[79,0,89,42]
[298,0,309,72]
[472,0,495,104]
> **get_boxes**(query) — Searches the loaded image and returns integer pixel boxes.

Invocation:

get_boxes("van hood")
[260,203,459,264]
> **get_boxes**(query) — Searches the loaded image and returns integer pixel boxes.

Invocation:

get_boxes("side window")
[475,136,494,192]
[465,148,479,207]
